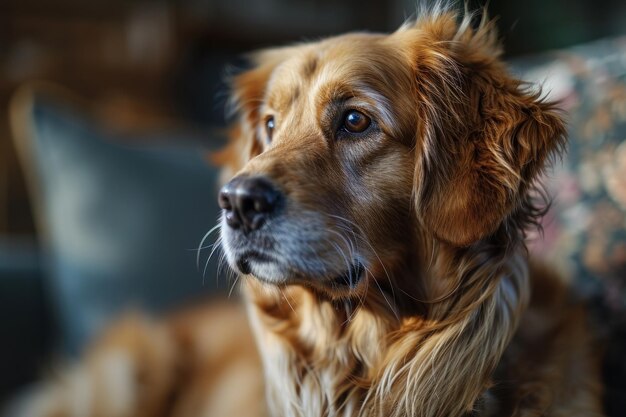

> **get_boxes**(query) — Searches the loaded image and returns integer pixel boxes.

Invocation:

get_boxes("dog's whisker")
[329,240,351,274]
[217,246,234,287]
[344,292,363,326]
[342,299,352,325]
[228,274,241,298]
[224,263,237,291]
[203,240,220,287]
[196,222,222,269]
[203,236,223,281]
[203,238,219,286]
[280,289,297,315]
[369,266,399,321]
[326,228,357,260]
[327,215,361,248]
[216,247,230,288]
[326,236,353,279]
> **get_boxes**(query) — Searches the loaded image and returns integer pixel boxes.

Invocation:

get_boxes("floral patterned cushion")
[514,37,626,411]
[517,38,626,313]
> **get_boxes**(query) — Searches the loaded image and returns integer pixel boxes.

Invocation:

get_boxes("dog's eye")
[343,110,370,133]
[265,116,275,142]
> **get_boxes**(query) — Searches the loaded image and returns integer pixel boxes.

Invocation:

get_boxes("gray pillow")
[16,91,225,355]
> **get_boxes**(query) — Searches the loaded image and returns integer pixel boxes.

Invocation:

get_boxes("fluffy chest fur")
[244,251,529,417]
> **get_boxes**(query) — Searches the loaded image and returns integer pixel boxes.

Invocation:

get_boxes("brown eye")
[343,110,370,133]
[265,116,275,142]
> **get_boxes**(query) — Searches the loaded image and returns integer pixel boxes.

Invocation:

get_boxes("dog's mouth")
[328,262,365,288]
[234,251,365,290]
[235,251,270,275]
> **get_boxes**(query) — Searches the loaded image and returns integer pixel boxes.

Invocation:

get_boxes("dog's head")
[215,12,565,298]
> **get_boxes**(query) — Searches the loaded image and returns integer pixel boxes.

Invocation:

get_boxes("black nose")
[218,176,281,232]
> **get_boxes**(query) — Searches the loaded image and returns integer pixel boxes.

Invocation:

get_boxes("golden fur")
[17,7,604,417]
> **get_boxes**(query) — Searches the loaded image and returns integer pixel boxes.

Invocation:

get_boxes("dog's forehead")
[265,33,406,111]
[292,33,387,74]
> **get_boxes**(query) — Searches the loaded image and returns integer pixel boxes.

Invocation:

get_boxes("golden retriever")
[16,7,604,417]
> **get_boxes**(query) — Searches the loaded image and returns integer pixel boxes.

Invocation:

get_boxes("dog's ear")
[403,12,566,247]
[211,48,291,183]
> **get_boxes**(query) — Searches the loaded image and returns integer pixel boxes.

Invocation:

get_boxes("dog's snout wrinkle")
[219,175,282,233]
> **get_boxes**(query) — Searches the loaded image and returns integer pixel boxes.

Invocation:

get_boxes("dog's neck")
[242,235,530,417]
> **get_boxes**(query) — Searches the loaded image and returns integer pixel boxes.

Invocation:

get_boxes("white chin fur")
[249,261,288,284]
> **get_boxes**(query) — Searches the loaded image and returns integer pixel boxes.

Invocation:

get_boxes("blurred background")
[2,0,626,414]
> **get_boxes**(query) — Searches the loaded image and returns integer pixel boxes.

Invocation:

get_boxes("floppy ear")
[406,13,566,247]
[211,48,291,184]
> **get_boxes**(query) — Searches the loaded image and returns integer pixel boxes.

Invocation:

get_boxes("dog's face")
[216,15,565,298]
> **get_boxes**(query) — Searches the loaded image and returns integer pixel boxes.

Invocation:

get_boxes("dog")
[15,7,605,417]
